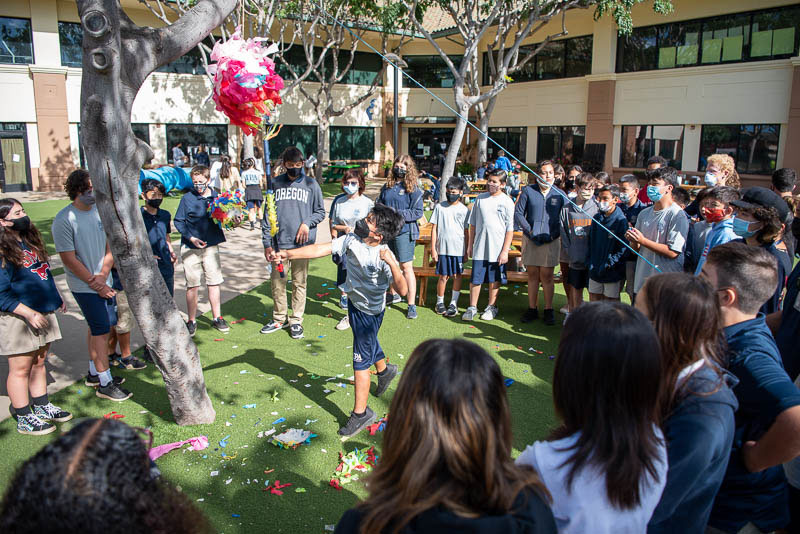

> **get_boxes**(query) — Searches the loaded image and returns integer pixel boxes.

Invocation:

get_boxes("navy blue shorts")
[566,267,589,290]
[72,292,118,336]
[389,231,415,264]
[158,267,175,297]
[246,199,262,210]
[348,302,385,371]
[471,260,507,285]
[336,263,347,289]
[436,255,464,276]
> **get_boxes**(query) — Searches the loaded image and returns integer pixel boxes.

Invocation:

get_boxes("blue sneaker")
[339,294,348,310]
[407,305,418,319]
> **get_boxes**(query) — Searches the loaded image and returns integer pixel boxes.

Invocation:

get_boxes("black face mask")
[146,198,163,209]
[286,167,302,178]
[446,193,461,204]
[7,216,30,232]
[354,218,371,239]
[792,218,800,241]
[392,167,407,179]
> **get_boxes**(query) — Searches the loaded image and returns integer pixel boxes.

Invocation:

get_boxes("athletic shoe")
[213,317,230,333]
[462,306,478,321]
[434,302,446,314]
[96,382,133,402]
[33,402,73,423]
[374,363,398,397]
[481,305,498,321]
[562,311,570,325]
[338,407,376,437]
[559,306,569,315]
[186,320,197,337]
[260,321,286,334]
[85,374,125,388]
[289,324,304,339]
[386,293,402,305]
[108,352,123,366]
[16,413,55,435]
[249,221,255,231]
[444,303,458,317]
[520,308,539,323]
[335,316,350,330]
[407,305,418,319]
[339,294,348,310]
[543,308,556,326]
[118,356,147,370]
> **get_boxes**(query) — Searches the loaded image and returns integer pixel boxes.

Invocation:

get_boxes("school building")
[1,0,799,191]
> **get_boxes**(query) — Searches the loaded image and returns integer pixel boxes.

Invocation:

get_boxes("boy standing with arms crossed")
[430,177,469,316]
[277,205,406,436]
[462,169,515,321]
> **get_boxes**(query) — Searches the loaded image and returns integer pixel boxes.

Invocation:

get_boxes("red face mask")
[702,206,726,223]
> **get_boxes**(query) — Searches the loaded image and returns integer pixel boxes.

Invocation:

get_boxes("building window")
[699,124,780,175]
[330,126,374,161]
[58,21,82,68]
[408,127,455,175]
[536,126,585,166]
[487,127,527,162]
[404,55,462,88]
[619,125,685,168]
[0,17,33,65]
[268,125,318,160]
[482,36,592,85]
[617,4,800,73]
[131,124,150,145]
[165,124,227,164]
[274,47,383,86]
[156,44,210,75]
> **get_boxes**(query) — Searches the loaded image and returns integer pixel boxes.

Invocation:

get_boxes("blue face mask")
[704,172,718,187]
[732,216,758,238]
[647,185,663,203]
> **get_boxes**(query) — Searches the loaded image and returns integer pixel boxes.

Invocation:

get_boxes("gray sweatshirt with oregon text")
[261,170,325,250]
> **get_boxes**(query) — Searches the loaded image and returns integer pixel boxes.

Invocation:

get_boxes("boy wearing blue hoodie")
[587,185,629,302]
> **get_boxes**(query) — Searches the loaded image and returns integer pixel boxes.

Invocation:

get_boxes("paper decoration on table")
[366,414,388,436]
[270,428,317,450]
[207,189,246,230]
[148,435,209,461]
[329,447,378,490]
[207,28,284,135]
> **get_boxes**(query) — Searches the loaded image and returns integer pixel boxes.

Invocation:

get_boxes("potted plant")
[381,160,393,177]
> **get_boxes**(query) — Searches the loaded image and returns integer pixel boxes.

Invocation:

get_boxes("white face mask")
[704,172,718,186]
[343,183,358,195]
[488,182,502,194]
[579,189,593,201]
[598,201,613,212]
[620,192,631,203]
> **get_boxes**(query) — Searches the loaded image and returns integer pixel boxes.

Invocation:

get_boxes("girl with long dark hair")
[517,302,667,533]
[336,338,556,534]
[0,198,71,435]
[636,272,737,533]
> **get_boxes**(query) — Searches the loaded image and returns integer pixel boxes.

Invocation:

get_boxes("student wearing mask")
[693,186,740,275]
[430,177,470,317]
[685,154,742,219]
[240,157,264,231]
[637,155,667,205]
[702,242,800,534]
[587,185,628,302]
[557,165,583,310]
[618,174,646,302]
[558,173,597,316]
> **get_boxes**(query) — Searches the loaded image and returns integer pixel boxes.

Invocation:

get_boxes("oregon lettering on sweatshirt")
[274,187,310,203]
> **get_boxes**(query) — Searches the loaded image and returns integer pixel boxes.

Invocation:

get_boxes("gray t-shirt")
[52,204,112,294]
[633,202,689,293]
[331,234,393,315]
[469,192,515,262]
[430,201,469,257]
[330,194,374,231]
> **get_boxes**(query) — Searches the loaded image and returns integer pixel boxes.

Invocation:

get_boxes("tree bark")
[440,90,470,198]
[316,115,331,183]
[77,0,237,425]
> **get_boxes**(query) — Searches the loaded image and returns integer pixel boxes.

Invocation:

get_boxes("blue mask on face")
[647,185,663,203]
[732,216,758,238]
[704,172,718,187]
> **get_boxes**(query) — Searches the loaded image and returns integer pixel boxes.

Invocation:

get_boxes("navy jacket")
[0,243,62,314]
[648,365,738,534]
[709,315,800,533]
[377,183,424,240]
[174,189,225,249]
[514,183,564,244]
[587,207,629,283]
[776,262,800,381]
[141,207,174,278]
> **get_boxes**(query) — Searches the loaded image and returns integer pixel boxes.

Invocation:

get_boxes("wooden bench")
[413,265,529,306]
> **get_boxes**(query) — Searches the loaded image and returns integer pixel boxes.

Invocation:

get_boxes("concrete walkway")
[0,183,387,421]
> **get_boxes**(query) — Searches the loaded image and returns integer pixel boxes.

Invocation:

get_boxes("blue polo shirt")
[776,262,800,382]
[709,315,800,533]
[141,207,174,279]
[514,183,564,244]
[174,189,225,249]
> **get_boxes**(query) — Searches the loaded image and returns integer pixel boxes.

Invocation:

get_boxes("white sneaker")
[462,306,478,321]
[335,315,350,330]
[559,306,569,314]
[481,305,498,321]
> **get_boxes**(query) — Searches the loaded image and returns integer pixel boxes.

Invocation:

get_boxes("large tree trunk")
[477,94,499,164]
[441,91,469,199]
[316,115,330,184]
[77,0,237,425]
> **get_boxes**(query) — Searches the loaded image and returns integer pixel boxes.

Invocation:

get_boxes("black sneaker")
[434,302,446,314]
[96,382,133,402]
[338,407,376,437]
[543,308,555,326]
[213,317,230,333]
[33,402,73,423]
[444,303,458,317]
[520,308,539,323]
[374,363,398,397]
[260,321,286,334]
[16,413,56,435]
[118,356,147,370]
[289,324,304,339]
[108,352,123,367]
[186,320,197,337]
[386,293,402,305]
[85,374,125,388]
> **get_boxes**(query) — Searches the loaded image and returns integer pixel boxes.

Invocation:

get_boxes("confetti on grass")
[330,447,378,490]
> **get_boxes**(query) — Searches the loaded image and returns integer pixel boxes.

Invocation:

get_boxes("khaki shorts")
[522,236,561,268]
[182,245,224,288]
[114,290,133,334]
[0,312,61,356]
[589,278,622,299]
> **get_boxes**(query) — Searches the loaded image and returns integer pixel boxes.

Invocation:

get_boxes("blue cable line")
[309,1,663,273]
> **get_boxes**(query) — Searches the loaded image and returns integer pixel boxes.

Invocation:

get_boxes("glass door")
[408,127,454,177]
[0,132,32,192]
